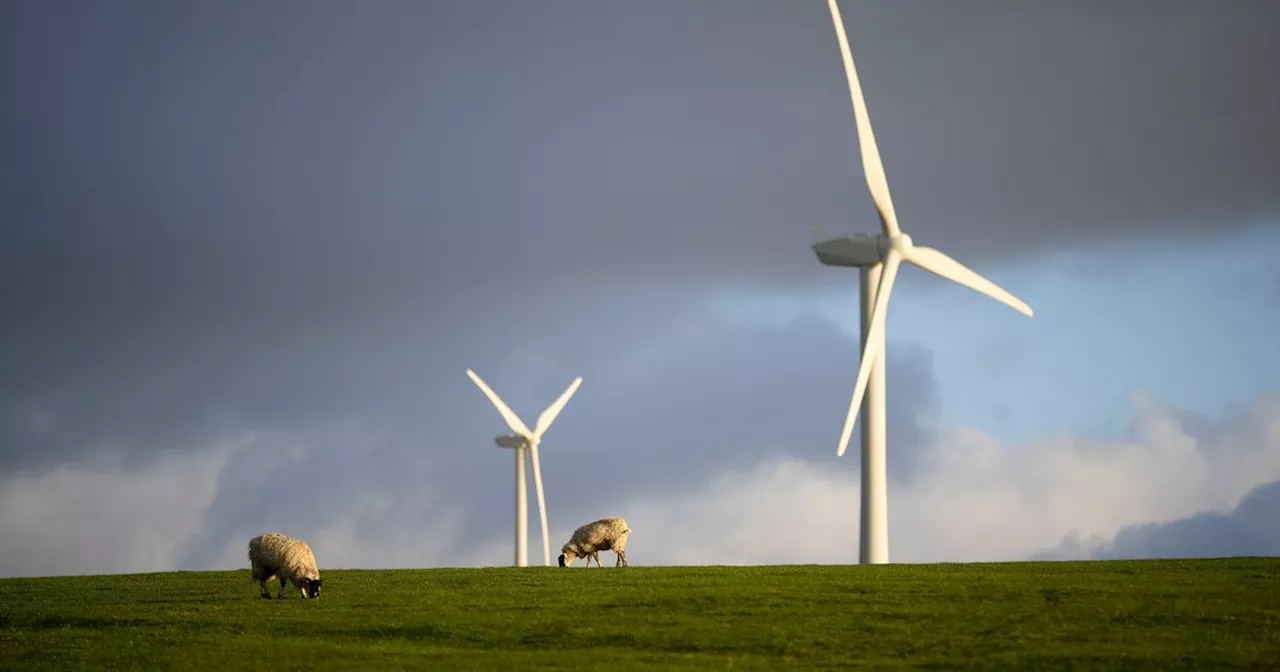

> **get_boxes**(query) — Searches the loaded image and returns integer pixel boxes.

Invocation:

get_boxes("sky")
[1,0,1278,577]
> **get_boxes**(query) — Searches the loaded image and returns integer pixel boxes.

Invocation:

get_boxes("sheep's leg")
[277,576,288,599]
[259,577,272,599]
[616,550,627,567]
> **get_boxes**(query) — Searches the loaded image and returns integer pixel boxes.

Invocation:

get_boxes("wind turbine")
[466,369,583,567]
[811,0,1034,564]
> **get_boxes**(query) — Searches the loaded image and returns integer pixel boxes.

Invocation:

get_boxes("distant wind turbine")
[811,0,1035,564]
[466,369,583,567]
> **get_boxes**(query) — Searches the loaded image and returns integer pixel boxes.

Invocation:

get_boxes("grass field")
[1,558,1277,670]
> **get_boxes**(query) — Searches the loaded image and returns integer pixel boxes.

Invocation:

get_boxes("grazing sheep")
[558,517,631,568]
[247,532,324,599]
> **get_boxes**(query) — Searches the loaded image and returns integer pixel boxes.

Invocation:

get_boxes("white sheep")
[558,517,631,567]
[247,532,324,599]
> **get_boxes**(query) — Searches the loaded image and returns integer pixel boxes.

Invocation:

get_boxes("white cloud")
[197,491,472,573]
[4,392,1275,577]
[0,439,239,577]
[308,496,469,570]
[238,390,1280,569]
[602,392,1280,566]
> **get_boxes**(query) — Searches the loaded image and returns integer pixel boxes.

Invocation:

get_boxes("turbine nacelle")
[812,234,887,267]
[813,232,921,269]
[494,435,528,450]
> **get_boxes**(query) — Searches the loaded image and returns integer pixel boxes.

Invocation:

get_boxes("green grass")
[1,558,1277,670]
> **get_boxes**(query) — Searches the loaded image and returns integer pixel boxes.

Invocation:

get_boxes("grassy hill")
[1,558,1277,669]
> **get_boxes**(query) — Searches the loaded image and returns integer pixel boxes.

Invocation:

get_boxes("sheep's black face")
[557,554,567,567]
[304,579,323,599]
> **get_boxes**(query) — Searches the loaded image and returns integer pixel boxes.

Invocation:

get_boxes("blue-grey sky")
[2,0,1278,576]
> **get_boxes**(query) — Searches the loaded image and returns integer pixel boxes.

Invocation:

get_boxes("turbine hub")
[889,232,913,253]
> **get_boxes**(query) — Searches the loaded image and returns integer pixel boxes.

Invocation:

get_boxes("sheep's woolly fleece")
[248,532,322,598]
[560,517,631,567]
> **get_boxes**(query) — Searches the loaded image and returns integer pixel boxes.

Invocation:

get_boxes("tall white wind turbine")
[466,369,583,567]
[811,0,1035,564]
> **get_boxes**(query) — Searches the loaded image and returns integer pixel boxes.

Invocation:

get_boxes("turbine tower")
[466,369,583,567]
[812,0,1034,564]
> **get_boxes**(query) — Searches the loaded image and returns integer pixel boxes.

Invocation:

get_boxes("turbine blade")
[826,0,901,238]
[903,246,1034,318]
[529,443,552,567]
[533,376,583,439]
[466,369,533,438]
[837,250,902,457]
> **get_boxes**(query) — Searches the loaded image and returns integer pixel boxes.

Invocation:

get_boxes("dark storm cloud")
[5,0,1278,317]
[1,0,1277,540]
